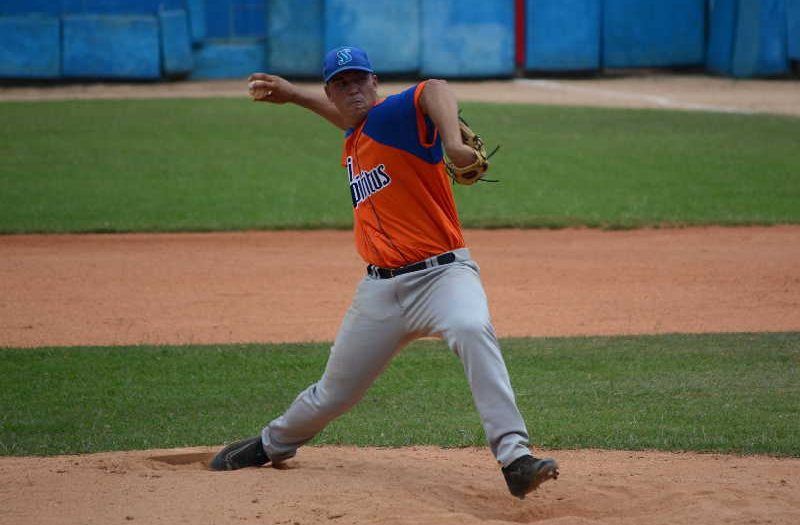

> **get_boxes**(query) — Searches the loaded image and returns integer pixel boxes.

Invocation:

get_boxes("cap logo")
[336,48,353,66]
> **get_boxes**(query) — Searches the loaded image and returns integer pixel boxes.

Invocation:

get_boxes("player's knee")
[445,315,493,342]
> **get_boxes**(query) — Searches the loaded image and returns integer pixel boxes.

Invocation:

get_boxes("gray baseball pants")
[261,248,531,467]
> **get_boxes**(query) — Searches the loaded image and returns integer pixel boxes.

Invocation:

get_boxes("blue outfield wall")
[160,9,193,77]
[60,0,186,15]
[0,0,61,16]
[706,0,737,75]
[0,0,188,15]
[2,0,798,81]
[268,0,323,78]
[734,0,790,77]
[707,0,792,77]
[203,0,266,39]
[62,15,161,79]
[325,0,419,76]
[0,16,61,78]
[525,0,601,71]
[186,0,207,43]
[421,0,515,78]
[190,39,265,79]
[603,0,706,68]
[789,0,800,60]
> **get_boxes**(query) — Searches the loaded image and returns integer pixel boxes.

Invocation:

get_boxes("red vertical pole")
[515,0,526,68]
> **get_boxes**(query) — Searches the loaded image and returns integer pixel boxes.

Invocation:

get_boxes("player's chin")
[345,104,369,122]
[347,99,366,111]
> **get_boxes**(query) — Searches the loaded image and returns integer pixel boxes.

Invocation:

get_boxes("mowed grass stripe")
[1,332,798,457]
[1,99,799,233]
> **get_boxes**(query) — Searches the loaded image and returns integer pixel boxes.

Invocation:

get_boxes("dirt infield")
[2,73,800,117]
[2,77,800,524]
[2,227,800,348]
[2,226,799,525]
[2,446,798,525]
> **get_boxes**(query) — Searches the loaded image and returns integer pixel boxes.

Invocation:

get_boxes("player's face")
[325,70,379,126]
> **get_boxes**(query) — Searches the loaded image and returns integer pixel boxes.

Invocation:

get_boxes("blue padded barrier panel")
[789,0,800,60]
[525,0,600,71]
[204,0,265,39]
[706,0,737,74]
[62,14,161,79]
[61,1,186,15]
[708,0,791,77]
[190,39,265,78]
[267,0,323,77]
[186,0,206,43]
[603,0,706,68]
[202,0,229,38]
[420,0,514,78]
[0,1,61,16]
[0,16,61,78]
[732,0,789,77]
[160,8,193,76]
[325,0,419,76]
[202,0,230,38]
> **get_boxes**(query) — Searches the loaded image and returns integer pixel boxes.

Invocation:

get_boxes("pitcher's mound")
[1,446,798,524]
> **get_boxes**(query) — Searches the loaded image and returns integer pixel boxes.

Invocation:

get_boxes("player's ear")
[324,83,332,101]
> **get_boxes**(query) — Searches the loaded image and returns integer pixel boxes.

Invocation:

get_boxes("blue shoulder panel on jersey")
[363,85,443,165]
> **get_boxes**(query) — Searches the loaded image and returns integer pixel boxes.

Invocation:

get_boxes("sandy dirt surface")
[1,227,799,525]
[2,77,800,524]
[2,73,799,116]
[2,227,800,348]
[1,446,799,525]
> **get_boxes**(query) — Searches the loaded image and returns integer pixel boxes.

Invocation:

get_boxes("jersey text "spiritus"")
[346,156,392,208]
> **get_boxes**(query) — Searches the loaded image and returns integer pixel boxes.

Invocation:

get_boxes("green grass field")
[1,333,798,457]
[1,97,798,459]
[1,98,799,233]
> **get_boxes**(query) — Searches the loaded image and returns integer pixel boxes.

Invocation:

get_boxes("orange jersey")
[341,81,465,268]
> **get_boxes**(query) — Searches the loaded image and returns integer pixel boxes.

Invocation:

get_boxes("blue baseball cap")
[323,46,374,82]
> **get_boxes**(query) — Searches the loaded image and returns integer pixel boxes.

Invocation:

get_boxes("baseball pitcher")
[209,46,558,499]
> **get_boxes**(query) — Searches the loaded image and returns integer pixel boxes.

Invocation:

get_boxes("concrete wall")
[0,0,797,81]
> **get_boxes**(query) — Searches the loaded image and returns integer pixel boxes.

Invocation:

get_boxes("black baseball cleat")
[209,436,270,471]
[502,455,559,499]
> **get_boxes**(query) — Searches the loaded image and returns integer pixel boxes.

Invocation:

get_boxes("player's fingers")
[249,80,274,95]
[248,80,274,101]
[248,72,269,82]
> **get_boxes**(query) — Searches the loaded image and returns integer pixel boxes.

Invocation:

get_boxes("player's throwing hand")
[247,73,293,104]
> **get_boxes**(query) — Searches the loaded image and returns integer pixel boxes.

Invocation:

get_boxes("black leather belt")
[367,251,457,279]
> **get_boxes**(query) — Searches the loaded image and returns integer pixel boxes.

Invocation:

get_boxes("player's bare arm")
[248,73,348,130]
[420,79,477,168]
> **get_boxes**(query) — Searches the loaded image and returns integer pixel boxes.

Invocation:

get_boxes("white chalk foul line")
[516,78,756,115]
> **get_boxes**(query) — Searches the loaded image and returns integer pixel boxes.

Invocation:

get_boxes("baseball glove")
[444,115,499,185]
